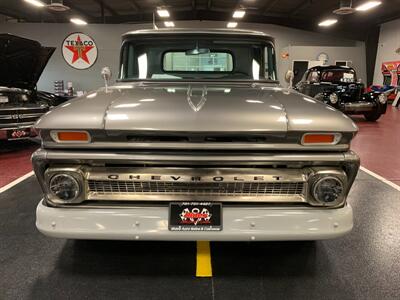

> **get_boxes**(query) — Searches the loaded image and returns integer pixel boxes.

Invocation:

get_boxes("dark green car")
[295,65,387,121]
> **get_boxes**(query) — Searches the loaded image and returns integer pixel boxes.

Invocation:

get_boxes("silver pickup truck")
[32,29,359,241]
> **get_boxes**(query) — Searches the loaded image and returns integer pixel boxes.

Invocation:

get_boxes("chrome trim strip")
[86,167,307,182]
[86,194,306,203]
[0,86,30,93]
[38,148,356,164]
[0,107,47,111]
[18,113,44,119]
[123,28,271,38]
[42,141,349,151]
[0,123,35,129]
[0,113,43,120]
[344,102,375,112]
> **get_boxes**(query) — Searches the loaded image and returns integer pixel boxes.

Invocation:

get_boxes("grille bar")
[88,180,305,196]
[0,107,47,127]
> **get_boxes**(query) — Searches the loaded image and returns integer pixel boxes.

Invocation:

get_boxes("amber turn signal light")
[302,134,338,144]
[52,131,90,142]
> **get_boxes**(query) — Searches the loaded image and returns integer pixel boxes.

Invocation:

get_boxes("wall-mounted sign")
[62,32,98,70]
[317,52,329,64]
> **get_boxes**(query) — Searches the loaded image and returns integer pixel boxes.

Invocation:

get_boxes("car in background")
[0,34,67,141]
[295,65,387,121]
[32,29,359,241]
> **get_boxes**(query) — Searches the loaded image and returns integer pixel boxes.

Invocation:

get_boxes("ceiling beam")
[63,0,96,20]
[0,5,58,23]
[290,0,314,16]
[100,0,105,23]
[263,0,280,14]
[373,5,400,25]
[127,0,140,11]
[99,9,305,26]
[92,0,119,16]
[207,0,212,10]
[0,7,26,20]
[94,6,306,23]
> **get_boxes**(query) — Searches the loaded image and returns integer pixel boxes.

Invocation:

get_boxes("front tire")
[364,110,382,122]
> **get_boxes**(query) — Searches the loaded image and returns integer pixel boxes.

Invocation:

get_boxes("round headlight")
[49,174,80,201]
[314,92,325,101]
[312,176,344,204]
[378,93,387,104]
[329,93,339,104]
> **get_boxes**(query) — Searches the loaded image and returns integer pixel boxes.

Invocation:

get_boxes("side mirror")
[285,70,294,89]
[101,67,112,92]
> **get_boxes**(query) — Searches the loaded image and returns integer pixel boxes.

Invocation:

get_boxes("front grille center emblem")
[187,86,207,112]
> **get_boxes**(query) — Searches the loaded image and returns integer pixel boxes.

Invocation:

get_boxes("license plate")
[0,96,8,103]
[7,129,30,139]
[169,202,222,231]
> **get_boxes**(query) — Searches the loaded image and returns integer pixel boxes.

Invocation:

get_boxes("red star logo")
[65,35,94,64]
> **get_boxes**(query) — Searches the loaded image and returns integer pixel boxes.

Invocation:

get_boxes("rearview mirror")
[101,67,112,92]
[185,48,211,55]
[285,70,294,89]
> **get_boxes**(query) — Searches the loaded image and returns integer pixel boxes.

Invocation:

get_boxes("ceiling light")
[227,22,238,28]
[233,10,246,18]
[157,9,170,17]
[318,19,338,27]
[24,0,45,7]
[355,1,382,11]
[70,18,88,25]
[164,21,175,27]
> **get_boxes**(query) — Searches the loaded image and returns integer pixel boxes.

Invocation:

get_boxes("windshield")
[119,36,277,81]
[320,69,356,83]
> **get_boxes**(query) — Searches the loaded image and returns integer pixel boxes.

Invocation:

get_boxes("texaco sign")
[62,32,98,70]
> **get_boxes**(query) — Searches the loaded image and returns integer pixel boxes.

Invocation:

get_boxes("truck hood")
[0,34,55,90]
[35,82,357,134]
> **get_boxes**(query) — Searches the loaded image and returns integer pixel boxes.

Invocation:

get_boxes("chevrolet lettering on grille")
[106,174,285,182]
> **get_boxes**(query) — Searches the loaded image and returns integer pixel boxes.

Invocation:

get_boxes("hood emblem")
[187,86,207,112]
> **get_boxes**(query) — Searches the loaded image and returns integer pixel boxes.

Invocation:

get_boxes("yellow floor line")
[196,241,213,277]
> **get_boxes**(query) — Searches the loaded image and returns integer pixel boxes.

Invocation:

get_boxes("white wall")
[373,19,400,85]
[0,20,366,92]
[286,45,366,81]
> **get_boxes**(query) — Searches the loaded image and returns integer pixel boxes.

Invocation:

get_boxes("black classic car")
[0,34,67,141]
[295,65,387,121]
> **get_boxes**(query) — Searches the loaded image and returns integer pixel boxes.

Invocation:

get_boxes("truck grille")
[88,180,305,196]
[79,167,308,203]
[0,107,48,129]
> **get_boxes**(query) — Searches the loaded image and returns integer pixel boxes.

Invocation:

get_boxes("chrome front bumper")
[36,201,353,241]
[343,102,375,113]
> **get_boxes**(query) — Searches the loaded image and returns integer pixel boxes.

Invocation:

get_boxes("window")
[320,70,356,83]
[383,74,391,86]
[307,71,319,83]
[265,46,277,80]
[163,52,233,72]
[119,37,277,81]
